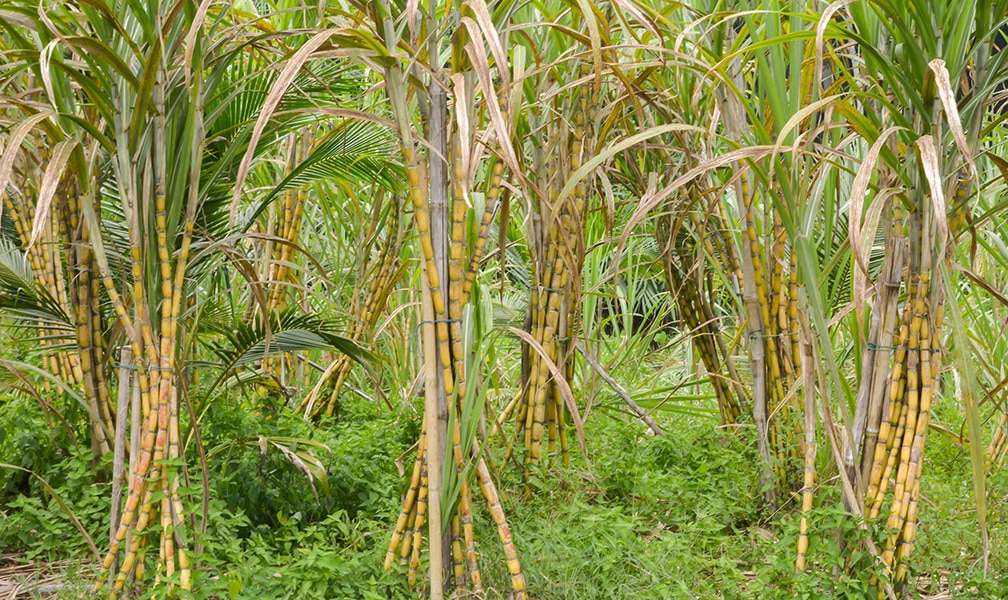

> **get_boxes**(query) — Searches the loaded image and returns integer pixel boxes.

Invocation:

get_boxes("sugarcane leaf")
[59,114,114,151]
[955,264,1008,309]
[28,139,78,250]
[468,0,510,94]
[0,111,53,223]
[612,0,660,41]
[928,58,976,176]
[61,36,140,89]
[796,235,854,416]
[557,123,705,208]
[183,0,215,91]
[459,16,520,179]
[573,0,603,87]
[940,262,990,572]
[917,134,949,253]
[848,126,901,282]
[814,0,858,91]
[619,145,781,263]
[127,36,162,150]
[77,0,134,47]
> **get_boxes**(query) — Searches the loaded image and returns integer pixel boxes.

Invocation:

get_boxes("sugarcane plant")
[239,68,404,406]
[0,23,116,462]
[618,2,822,506]
[606,18,750,429]
[302,189,409,419]
[726,1,858,565]
[505,60,598,478]
[835,0,1008,591]
[350,0,529,596]
[715,10,811,505]
[0,1,343,594]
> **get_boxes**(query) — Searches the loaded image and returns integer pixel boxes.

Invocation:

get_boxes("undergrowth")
[1,389,1005,599]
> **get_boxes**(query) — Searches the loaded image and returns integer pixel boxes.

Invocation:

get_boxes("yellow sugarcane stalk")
[373,3,528,579]
[386,127,527,600]
[267,132,315,315]
[6,178,113,448]
[795,305,817,572]
[731,160,790,498]
[474,444,527,596]
[407,459,429,586]
[880,274,926,566]
[520,75,594,474]
[94,51,202,594]
[384,422,427,568]
[868,320,912,518]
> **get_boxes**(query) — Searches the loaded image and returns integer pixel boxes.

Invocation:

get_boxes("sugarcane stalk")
[421,273,444,598]
[374,4,528,593]
[795,307,817,572]
[858,230,905,495]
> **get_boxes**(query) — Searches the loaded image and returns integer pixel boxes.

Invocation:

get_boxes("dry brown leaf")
[29,140,78,250]
[230,29,338,226]
[468,0,510,93]
[451,72,473,193]
[815,0,857,93]
[38,41,58,114]
[848,126,900,285]
[0,112,52,224]
[985,151,1008,186]
[928,58,976,177]
[853,187,899,310]
[183,0,214,91]
[406,0,419,39]
[917,134,948,252]
[459,17,520,178]
[612,0,661,41]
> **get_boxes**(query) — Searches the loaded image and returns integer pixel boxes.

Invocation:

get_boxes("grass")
[1,377,1006,599]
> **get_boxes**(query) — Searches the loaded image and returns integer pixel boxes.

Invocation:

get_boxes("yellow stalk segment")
[475,451,527,599]
[866,304,911,516]
[795,312,817,572]
[450,514,465,586]
[385,424,426,569]
[407,461,429,586]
